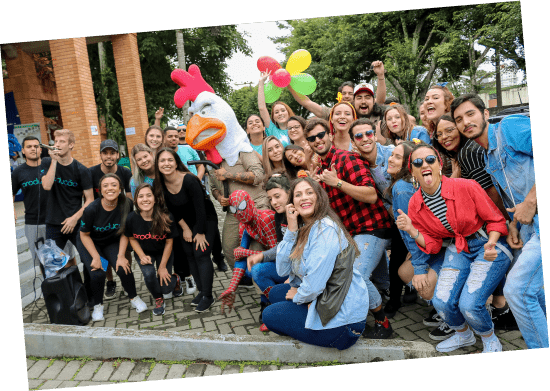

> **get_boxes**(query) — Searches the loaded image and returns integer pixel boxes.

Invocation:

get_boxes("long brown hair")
[261,136,285,178]
[98,173,131,236]
[382,104,413,143]
[386,140,416,198]
[134,183,172,237]
[288,177,359,260]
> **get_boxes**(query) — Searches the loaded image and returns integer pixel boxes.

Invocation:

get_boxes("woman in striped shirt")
[395,142,512,354]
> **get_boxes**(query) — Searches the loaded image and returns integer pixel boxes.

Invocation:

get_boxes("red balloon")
[257,56,281,75]
[271,69,291,88]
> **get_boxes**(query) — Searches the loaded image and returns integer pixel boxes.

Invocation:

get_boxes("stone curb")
[24,323,435,363]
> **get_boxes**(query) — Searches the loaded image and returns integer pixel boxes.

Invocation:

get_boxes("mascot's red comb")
[171,65,215,108]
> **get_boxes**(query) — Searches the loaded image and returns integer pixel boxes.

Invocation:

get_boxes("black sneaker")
[259,301,270,323]
[423,308,443,327]
[384,301,402,319]
[153,298,165,316]
[239,280,255,290]
[172,274,184,297]
[362,319,393,339]
[104,280,116,300]
[195,296,216,313]
[402,286,418,304]
[190,291,204,307]
[490,303,519,331]
[215,258,228,272]
[429,322,455,341]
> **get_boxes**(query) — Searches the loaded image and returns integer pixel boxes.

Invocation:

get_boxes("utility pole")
[495,49,503,109]
[176,29,190,124]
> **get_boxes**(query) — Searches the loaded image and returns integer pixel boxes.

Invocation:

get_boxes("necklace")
[102,200,117,207]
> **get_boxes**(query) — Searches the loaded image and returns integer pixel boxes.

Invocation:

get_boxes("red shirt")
[317,146,391,236]
[408,176,508,254]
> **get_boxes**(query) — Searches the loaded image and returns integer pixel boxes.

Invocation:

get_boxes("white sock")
[481,333,497,343]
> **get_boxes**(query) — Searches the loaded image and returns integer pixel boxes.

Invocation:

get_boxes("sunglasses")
[305,131,327,143]
[411,155,438,168]
[353,130,375,141]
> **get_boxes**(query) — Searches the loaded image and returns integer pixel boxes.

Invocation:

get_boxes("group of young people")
[12,60,545,353]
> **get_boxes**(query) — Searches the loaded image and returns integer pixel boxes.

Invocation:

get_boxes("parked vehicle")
[489,105,530,124]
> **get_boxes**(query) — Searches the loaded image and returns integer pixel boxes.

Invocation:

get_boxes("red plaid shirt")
[317,146,391,236]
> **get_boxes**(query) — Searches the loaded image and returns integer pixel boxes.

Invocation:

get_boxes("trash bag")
[36,239,71,279]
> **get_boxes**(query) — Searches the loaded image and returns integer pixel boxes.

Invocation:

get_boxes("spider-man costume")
[218,190,277,316]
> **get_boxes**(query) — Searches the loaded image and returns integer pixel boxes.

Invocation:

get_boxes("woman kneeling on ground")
[262,177,368,350]
[125,183,183,316]
[77,173,146,321]
[395,142,512,353]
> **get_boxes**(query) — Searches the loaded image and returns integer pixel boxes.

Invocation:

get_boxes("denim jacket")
[276,217,369,330]
[485,115,538,235]
[370,143,395,212]
[391,179,431,275]
[410,126,431,145]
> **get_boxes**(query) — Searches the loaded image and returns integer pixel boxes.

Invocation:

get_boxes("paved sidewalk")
[20,197,528,361]
[26,357,311,389]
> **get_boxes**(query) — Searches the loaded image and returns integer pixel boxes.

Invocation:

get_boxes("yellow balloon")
[286,49,311,75]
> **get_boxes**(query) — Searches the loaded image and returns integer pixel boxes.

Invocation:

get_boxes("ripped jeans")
[432,236,511,336]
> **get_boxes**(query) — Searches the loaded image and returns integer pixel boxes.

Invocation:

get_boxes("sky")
[226,21,288,90]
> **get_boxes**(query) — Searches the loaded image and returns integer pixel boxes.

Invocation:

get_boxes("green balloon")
[290,73,317,96]
[264,81,282,103]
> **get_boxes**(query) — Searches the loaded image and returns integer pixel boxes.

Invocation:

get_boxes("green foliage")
[88,26,252,137]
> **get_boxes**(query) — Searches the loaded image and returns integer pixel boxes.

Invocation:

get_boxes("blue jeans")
[136,252,177,300]
[251,262,288,303]
[262,284,366,350]
[432,236,511,335]
[352,233,391,310]
[503,225,548,348]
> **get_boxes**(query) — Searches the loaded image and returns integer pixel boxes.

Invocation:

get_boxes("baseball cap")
[353,82,374,96]
[100,139,119,152]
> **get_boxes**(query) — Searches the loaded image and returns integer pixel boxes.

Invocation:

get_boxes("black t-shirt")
[40,157,93,226]
[124,211,178,254]
[89,164,132,199]
[162,174,217,235]
[11,163,49,225]
[80,197,133,246]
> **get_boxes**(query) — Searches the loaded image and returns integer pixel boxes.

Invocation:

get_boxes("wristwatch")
[336,180,343,188]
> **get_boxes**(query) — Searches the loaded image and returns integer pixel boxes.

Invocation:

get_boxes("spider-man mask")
[229,190,257,224]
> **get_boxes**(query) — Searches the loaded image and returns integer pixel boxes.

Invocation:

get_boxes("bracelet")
[378,78,385,81]
[409,229,420,239]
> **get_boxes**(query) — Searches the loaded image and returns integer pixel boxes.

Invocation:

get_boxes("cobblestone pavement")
[26,357,314,389]
[20,195,528,380]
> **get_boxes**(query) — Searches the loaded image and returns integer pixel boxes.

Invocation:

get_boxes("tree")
[87,26,252,134]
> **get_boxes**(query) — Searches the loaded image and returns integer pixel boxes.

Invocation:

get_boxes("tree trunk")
[98,42,111,140]
[495,49,503,109]
[176,29,190,124]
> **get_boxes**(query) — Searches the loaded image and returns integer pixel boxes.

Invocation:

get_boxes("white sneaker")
[436,328,476,353]
[92,304,104,322]
[130,296,148,313]
[185,276,197,295]
[482,336,503,353]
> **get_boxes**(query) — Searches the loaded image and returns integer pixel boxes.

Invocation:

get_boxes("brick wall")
[49,38,101,167]
[111,33,149,163]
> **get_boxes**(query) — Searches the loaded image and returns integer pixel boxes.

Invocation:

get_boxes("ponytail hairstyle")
[133,183,173,238]
[98,173,130,236]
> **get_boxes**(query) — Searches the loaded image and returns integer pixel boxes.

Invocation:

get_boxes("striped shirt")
[457,139,493,190]
[421,184,454,233]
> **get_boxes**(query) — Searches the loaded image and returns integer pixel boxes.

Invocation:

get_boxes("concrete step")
[17,236,29,254]
[18,250,38,276]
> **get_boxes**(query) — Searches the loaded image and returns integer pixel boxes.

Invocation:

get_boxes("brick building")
[2,34,149,167]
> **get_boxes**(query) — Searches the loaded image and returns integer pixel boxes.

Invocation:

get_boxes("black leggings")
[136,252,177,300]
[76,236,137,306]
[388,223,409,305]
[172,228,190,278]
[181,220,216,299]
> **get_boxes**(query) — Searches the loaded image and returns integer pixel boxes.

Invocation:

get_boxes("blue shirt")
[250,142,264,156]
[369,143,395,212]
[130,176,154,198]
[410,126,431,145]
[276,217,369,330]
[176,145,201,176]
[267,120,291,147]
[485,115,538,235]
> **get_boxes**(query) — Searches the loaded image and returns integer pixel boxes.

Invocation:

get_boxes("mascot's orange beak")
[185,115,227,151]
